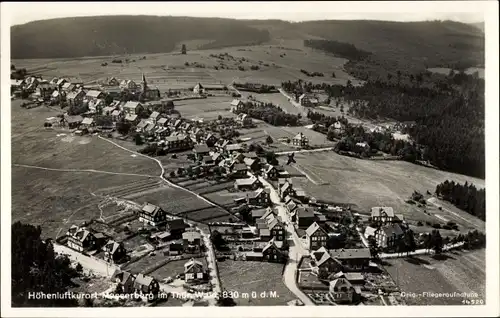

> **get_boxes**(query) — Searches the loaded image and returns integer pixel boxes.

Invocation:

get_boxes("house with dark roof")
[243,157,260,172]
[375,223,405,250]
[193,144,211,160]
[184,258,207,282]
[103,240,127,264]
[295,207,316,229]
[134,273,160,296]
[85,89,104,102]
[166,219,188,238]
[111,270,136,294]
[247,188,271,207]
[329,248,371,271]
[264,165,279,180]
[292,132,309,148]
[230,99,244,112]
[278,181,295,201]
[262,238,286,263]
[139,203,167,226]
[236,113,253,127]
[267,216,285,241]
[65,115,84,129]
[305,222,328,250]
[67,90,86,107]
[193,83,205,95]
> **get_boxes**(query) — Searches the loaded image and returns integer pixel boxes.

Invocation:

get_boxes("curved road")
[97,136,222,302]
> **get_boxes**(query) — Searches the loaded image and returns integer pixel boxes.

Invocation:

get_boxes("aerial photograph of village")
[6,3,491,310]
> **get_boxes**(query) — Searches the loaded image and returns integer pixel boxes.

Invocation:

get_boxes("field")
[217,260,296,306]
[384,249,486,305]
[174,97,235,121]
[282,151,485,232]
[150,258,205,281]
[13,40,359,90]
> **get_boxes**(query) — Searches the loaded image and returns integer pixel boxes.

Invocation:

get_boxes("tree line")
[304,39,372,61]
[435,180,485,221]
[234,101,302,127]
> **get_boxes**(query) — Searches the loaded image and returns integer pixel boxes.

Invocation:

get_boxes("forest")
[304,39,372,61]
[435,180,486,221]
[283,70,485,178]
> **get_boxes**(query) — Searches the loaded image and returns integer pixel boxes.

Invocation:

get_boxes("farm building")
[65,115,84,129]
[236,113,253,128]
[139,203,167,226]
[292,132,309,148]
[193,83,205,95]
[184,258,207,282]
[305,222,328,250]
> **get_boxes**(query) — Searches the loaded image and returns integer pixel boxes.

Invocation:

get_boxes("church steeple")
[141,73,147,92]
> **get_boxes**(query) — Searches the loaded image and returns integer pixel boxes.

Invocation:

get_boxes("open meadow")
[217,260,296,306]
[384,249,485,305]
[282,151,485,232]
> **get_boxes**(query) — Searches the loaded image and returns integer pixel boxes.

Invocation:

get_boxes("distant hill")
[11,16,484,75]
[10,16,271,59]
[469,22,485,32]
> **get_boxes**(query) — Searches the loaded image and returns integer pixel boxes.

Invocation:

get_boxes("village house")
[166,219,188,238]
[123,101,144,115]
[139,203,167,226]
[329,277,356,304]
[230,163,248,179]
[305,222,329,250]
[124,113,139,124]
[329,248,371,271]
[56,78,68,88]
[286,200,299,215]
[85,90,105,103]
[157,117,168,127]
[250,208,269,224]
[193,144,211,161]
[103,240,127,263]
[184,258,207,282]
[215,139,230,152]
[311,247,343,278]
[374,223,405,250]
[50,90,62,103]
[298,93,319,107]
[166,242,184,256]
[65,115,84,129]
[232,152,245,163]
[243,157,260,172]
[370,207,396,224]
[292,132,309,148]
[267,216,285,241]
[111,270,136,294]
[210,152,223,165]
[225,143,243,154]
[61,82,74,93]
[107,77,120,86]
[164,135,193,152]
[80,117,95,130]
[182,229,202,253]
[230,99,245,112]
[331,271,365,285]
[236,113,253,128]
[295,207,316,229]
[246,188,271,207]
[205,133,218,147]
[278,180,295,201]
[149,111,161,124]
[134,273,160,296]
[234,176,262,191]
[193,83,205,95]
[10,79,25,91]
[262,238,286,263]
[66,90,86,107]
[66,226,96,252]
[120,79,138,92]
[264,165,279,180]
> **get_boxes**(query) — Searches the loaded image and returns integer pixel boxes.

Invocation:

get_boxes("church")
[140,73,161,101]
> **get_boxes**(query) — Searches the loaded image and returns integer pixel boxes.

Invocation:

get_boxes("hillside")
[12,17,484,72]
[10,16,271,59]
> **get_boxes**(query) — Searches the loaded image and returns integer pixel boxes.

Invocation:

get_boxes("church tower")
[141,73,147,93]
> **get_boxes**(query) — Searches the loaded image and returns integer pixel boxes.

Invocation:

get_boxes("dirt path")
[12,164,158,178]
[97,136,222,302]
